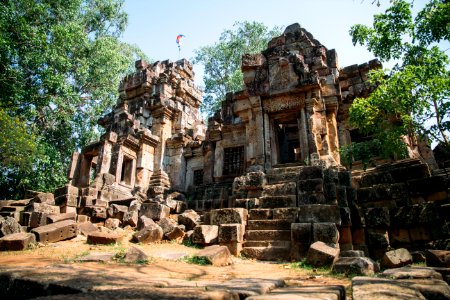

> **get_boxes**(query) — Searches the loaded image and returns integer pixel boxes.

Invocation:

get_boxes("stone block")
[122,211,138,227]
[313,222,339,244]
[26,203,60,214]
[0,232,35,251]
[220,241,242,256]
[306,241,340,268]
[249,209,272,220]
[298,166,323,180]
[340,207,352,226]
[195,245,233,266]
[54,194,78,207]
[336,186,348,207]
[132,224,163,244]
[124,246,148,263]
[87,231,123,245]
[78,196,95,207]
[178,209,200,230]
[91,206,107,219]
[298,205,341,225]
[425,250,450,268]
[333,257,379,276]
[219,224,244,243]
[340,250,365,257]
[80,187,97,197]
[381,248,413,269]
[298,192,328,205]
[19,211,31,227]
[137,215,155,230]
[33,193,55,205]
[31,220,77,243]
[78,221,99,236]
[166,226,185,242]
[46,212,77,224]
[139,202,170,221]
[365,207,390,228]
[262,182,296,197]
[352,276,426,300]
[367,228,390,259]
[159,217,177,235]
[259,196,296,208]
[273,207,298,221]
[77,214,89,223]
[298,179,323,193]
[54,184,79,197]
[291,223,312,259]
[104,218,121,230]
[107,204,128,221]
[29,212,48,228]
[210,208,248,225]
[192,225,219,245]
[389,228,411,245]
[60,206,77,214]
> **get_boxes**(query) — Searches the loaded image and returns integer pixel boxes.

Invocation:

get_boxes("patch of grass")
[63,250,90,264]
[289,261,331,274]
[182,239,201,249]
[183,255,210,266]
[113,248,127,263]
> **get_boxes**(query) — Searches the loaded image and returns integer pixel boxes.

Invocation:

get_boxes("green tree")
[343,0,450,166]
[193,21,282,116]
[0,0,147,198]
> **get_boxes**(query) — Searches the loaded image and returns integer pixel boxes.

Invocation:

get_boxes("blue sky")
[120,0,433,86]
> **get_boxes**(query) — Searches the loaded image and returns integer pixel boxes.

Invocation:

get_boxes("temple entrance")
[271,115,302,165]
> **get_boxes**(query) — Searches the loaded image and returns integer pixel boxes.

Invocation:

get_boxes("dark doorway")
[276,120,300,164]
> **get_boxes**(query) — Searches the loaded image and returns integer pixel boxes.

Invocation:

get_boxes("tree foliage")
[0,0,147,198]
[193,21,282,116]
[343,0,450,165]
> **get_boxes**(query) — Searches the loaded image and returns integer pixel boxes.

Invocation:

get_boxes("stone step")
[247,219,292,230]
[245,230,291,241]
[241,246,291,261]
[248,208,298,221]
[243,240,291,248]
[262,182,297,197]
[266,166,304,184]
[298,204,341,225]
[259,196,296,208]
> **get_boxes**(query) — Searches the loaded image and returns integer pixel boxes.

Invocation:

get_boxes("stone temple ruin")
[1,24,449,277]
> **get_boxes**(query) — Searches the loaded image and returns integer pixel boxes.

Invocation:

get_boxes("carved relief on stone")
[269,57,292,91]
[263,95,305,113]
[310,98,328,153]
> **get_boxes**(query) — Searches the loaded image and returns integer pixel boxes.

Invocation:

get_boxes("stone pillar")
[135,131,159,191]
[97,132,117,175]
[298,107,309,162]
[326,109,340,164]
[203,141,215,184]
[166,140,187,192]
[253,107,266,166]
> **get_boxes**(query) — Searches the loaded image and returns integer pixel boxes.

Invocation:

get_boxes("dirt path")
[0,237,351,298]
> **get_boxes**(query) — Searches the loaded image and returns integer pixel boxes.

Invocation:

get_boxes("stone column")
[298,107,309,162]
[203,141,215,184]
[135,130,159,191]
[97,132,117,175]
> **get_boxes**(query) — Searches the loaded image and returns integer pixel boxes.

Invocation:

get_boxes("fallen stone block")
[306,241,339,268]
[78,221,99,236]
[158,217,177,235]
[137,215,155,230]
[46,212,77,224]
[178,209,200,230]
[219,224,244,243]
[352,276,426,300]
[381,248,413,269]
[60,205,77,214]
[192,225,219,245]
[32,193,55,205]
[122,211,138,227]
[75,252,114,262]
[107,204,128,221]
[54,194,78,207]
[139,202,170,221]
[195,245,233,266]
[0,216,23,237]
[76,215,90,223]
[0,232,35,251]
[31,220,77,243]
[340,250,365,257]
[104,218,121,230]
[132,223,163,243]
[291,223,312,259]
[87,231,123,245]
[26,203,60,214]
[248,285,345,300]
[210,208,248,225]
[166,226,185,242]
[220,241,243,256]
[54,184,79,198]
[425,249,450,268]
[381,266,443,280]
[124,245,148,263]
[332,257,379,276]
[29,212,48,228]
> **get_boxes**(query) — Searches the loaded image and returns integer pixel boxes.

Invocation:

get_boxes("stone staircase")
[241,165,303,260]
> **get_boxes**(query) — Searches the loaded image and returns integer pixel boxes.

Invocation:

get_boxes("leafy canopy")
[0,0,147,198]
[193,21,282,116]
[343,0,450,166]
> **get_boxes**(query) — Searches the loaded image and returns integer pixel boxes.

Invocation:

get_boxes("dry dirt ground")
[0,233,351,299]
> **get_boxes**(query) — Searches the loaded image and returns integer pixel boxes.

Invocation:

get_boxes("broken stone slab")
[54,194,78,207]
[54,184,79,198]
[219,224,244,243]
[165,226,185,242]
[291,222,312,260]
[306,241,339,268]
[195,245,233,266]
[139,202,170,221]
[425,249,450,268]
[399,278,450,300]
[31,220,77,243]
[208,278,284,298]
[25,202,60,214]
[312,222,339,245]
[381,266,444,280]
[0,232,35,251]
[106,204,128,221]
[124,245,148,263]
[132,223,163,244]
[210,208,248,225]
[192,225,219,245]
[0,216,23,237]
[29,212,48,228]
[352,276,426,300]
[177,209,200,230]
[137,215,156,230]
[46,212,77,224]
[87,231,123,245]
[158,217,177,235]
[104,218,121,230]
[77,221,99,236]
[332,257,379,276]
[247,285,345,300]
[381,248,413,269]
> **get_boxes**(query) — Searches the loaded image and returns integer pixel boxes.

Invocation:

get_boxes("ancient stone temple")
[54,23,447,260]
